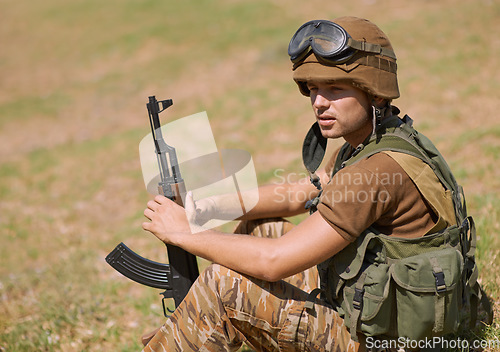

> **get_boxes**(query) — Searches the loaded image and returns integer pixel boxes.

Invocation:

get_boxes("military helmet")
[290,16,399,100]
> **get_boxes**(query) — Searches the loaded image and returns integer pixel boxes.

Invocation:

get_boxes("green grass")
[1,0,499,351]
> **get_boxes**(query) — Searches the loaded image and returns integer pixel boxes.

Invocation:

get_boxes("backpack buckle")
[353,287,365,310]
[433,271,447,294]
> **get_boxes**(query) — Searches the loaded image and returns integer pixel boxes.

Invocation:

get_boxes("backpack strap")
[382,151,456,231]
[349,272,368,341]
[461,217,494,328]
[332,114,466,225]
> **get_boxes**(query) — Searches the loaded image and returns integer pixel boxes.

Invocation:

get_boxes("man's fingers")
[142,221,152,231]
[147,199,160,211]
[154,195,170,204]
[144,208,154,220]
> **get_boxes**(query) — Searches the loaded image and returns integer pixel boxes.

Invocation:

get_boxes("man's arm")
[142,191,349,282]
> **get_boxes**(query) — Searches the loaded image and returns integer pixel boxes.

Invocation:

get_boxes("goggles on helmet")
[288,20,397,64]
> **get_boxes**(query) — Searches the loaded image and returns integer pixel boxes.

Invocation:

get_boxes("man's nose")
[313,93,330,110]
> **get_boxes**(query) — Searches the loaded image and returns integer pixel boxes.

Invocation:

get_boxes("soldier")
[142,16,487,351]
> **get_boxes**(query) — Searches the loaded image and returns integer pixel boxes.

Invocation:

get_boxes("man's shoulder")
[339,151,405,177]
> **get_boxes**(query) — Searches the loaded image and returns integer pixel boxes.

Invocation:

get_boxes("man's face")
[307,81,373,146]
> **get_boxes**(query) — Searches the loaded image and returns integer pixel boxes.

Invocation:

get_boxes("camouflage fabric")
[234,218,320,293]
[142,218,360,352]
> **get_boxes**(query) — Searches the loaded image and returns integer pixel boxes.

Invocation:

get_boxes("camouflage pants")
[142,218,360,352]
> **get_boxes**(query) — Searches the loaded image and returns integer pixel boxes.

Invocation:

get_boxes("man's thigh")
[210,264,358,352]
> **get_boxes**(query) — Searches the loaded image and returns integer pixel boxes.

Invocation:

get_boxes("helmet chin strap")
[372,105,381,135]
[302,122,327,191]
[371,101,391,136]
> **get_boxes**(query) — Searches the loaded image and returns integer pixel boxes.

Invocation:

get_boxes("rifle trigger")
[161,296,175,317]
[160,289,174,317]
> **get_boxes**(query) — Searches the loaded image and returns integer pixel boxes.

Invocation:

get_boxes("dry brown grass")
[1,0,499,350]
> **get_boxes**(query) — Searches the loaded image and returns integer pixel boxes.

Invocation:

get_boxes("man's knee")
[198,263,224,288]
[197,263,244,294]
[234,218,294,238]
[198,264,267,309]
[200,263,233,281]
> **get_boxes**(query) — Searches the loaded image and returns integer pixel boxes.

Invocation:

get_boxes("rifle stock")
[106,96,199,313]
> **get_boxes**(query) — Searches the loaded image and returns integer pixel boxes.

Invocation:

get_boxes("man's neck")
[344,127,372,148]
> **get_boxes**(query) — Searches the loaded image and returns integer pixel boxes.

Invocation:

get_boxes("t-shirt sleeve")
[323,146,344,177]
[317,154,397,242]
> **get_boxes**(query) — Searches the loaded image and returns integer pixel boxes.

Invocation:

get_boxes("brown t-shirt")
[317,149,438,242]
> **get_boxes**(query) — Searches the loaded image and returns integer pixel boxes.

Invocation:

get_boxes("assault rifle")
[106,97,199,315]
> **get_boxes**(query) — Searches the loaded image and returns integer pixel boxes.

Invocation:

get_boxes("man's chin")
[319,127,341,140]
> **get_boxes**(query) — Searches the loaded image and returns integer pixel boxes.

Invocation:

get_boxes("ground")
[0,0,499,351]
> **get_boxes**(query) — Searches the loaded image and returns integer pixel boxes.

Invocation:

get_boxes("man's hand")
[142,194,192,245]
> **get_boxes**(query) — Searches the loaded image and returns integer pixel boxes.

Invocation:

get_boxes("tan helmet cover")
[292,16,400,100]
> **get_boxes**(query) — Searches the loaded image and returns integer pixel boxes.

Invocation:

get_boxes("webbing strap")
[468,283,494,329]
[433,294,446,334]
[478,285,494,326]
[467,265,479,289]
[465,217,477,259]
[347,38,397,60]
[305,191,322,214]
[348,55,397,73]
[462,217,479,289]
[430,257,447,294]
[467,280,495,329]
[304,288,323,311]
[430,256,446,333]
[308,171,322,191]
[349,272,367,341]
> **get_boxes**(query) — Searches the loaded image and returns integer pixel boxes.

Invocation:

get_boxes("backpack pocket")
[391,247,463,340]
[342,262,394,337]
[339,247,463,340]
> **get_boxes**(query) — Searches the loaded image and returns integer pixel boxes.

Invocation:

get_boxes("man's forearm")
[173,229,279,281]
[200,180,321,222]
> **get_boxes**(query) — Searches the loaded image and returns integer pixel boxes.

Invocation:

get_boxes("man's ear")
[373,96,389,108]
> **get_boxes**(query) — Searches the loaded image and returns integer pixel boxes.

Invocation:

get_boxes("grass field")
[1,0,499,351]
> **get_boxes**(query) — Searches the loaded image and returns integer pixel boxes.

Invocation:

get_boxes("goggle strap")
[358,55,397,73]
[292,48,314,64]
[347,38,397,60]
[292,54,397,74]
